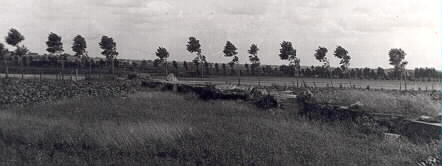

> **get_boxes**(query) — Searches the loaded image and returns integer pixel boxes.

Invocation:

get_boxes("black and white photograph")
[0,0,440,165]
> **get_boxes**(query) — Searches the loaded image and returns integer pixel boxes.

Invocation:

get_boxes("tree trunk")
[165,61,168,76]
[89,60,92,79]
[237,67,241,86]
[4,59,8,79]
[75,68,78,81]
[199,54,204,79]
[404,71,407,91]
[20,57,24,79]
[62,60,65,81]
[111,59,115,75]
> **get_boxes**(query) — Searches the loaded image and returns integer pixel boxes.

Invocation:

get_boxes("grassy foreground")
[312,89,441,117]
[0,90,439,166]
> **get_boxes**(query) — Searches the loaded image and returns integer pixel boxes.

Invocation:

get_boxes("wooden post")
[4,59,8,79]
[61,60,65,81]
[404,72,407,91]
[75,68,78,81]
[20,57,24,79]
[237,69,241,86]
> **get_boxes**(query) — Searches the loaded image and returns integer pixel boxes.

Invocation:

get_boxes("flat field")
[0,90,438,166]
[176,76,441,90]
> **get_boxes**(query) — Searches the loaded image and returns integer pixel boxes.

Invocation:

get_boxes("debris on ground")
[350,101,364,109]
[166,73,179,82]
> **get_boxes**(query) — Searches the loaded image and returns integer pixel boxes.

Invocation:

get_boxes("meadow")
[0,90,438,166]
[311,89,441,118]
[177,76,441,91]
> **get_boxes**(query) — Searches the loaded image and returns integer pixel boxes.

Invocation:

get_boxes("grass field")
[0,90,438,166]
[311,89,441,118]
[175,76,441,90]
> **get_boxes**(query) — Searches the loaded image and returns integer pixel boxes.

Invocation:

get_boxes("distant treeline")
[1,54,439,81]
[0,28,439,81]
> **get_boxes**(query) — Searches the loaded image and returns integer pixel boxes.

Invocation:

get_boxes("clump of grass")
[0,90,439,165]
[312,89,440,117]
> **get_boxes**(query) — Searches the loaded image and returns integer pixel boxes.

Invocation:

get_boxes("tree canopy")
[223,41,239,67]
[5,28,24,47]
[155,47,169,63]
[279,41,296,61]
[72,35,87,57]
[99,36,118,60]
[388,48,406,68]
[314,46,329,68]
[334,46,350,70]
[186,37,201,54]
[248,44,260,68]
[46,32,64,55]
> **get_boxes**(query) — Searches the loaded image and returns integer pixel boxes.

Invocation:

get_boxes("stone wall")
[0,78,138,107]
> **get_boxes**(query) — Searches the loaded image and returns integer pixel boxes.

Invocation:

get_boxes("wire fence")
[1,71,440,91]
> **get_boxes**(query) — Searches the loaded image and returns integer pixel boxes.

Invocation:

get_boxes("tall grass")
[0,91,438,165]
[312,89,440,117]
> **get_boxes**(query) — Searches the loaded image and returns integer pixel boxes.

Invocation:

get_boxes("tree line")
[0,28,439,81]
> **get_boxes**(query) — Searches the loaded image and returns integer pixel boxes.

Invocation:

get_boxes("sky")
[0,0,440,69]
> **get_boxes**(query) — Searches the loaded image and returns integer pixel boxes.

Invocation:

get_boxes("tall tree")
[223,41,238,74]
[72,35,87,58]
[334,46,351,76]
[388,48,408,90]
[72,35,88,77]
[172,60,178,73]
[376,67,386,80]
[314,46,330,78]
[187,37,205,77]
[46,32,65,80]
[248,44,260,75]
[183,61,188,71]
[388,48,407,79]
[46,33,64,55]
[99,36,118,74]
[314,46,329,68]
[279,41,299,76]
[155,47,169,75]
[5,28,26,79]
[0,43,8,78]
[214,63,219,73]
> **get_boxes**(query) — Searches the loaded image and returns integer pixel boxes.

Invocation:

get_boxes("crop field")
[172,76,441,91]
[0,90,439,166]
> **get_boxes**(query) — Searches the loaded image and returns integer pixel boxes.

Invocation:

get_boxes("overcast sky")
[0,0,440,69]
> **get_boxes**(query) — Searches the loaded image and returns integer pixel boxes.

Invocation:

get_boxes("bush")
[254,95,278,109]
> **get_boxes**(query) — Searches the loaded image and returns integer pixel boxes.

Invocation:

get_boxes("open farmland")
[0,90,439,166]
[170,76,441,91]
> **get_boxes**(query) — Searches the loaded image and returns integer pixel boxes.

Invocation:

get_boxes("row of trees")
[0,28,119,78]
[0,28,431,82]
